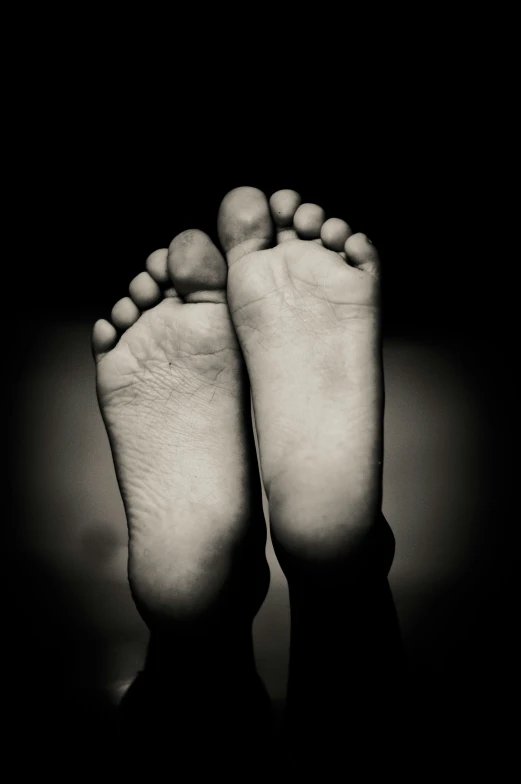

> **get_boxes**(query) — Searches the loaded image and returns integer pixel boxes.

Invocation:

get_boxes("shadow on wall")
[10,322,509,720]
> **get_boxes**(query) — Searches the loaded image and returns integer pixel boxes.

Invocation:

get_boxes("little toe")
[129,271,162,310]
[269,189,301,243]
[145,249,169,285]
[92,319,118,357]
[218,186,274,266]
[345,233,380,278]
[168,229,228,303]
[293,203,327,242]
[111,297,141,331]
[321,218,352,252]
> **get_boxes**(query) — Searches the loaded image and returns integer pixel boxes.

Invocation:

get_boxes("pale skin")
[93,187,401,775]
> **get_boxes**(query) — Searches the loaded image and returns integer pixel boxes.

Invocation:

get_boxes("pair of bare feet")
[94,185,390,620]
[93,186,396,770]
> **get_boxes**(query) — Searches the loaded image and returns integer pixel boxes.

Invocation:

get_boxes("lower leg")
[92,231,274,775]
[119,620,273,775]
[213,187,405,773]
[118,522,273,776]
[279,514,405,775]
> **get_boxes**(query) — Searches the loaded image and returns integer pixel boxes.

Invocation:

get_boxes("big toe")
[217,186,274,266]
[168,229,228,303]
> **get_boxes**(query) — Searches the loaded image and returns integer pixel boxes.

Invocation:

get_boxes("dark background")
[7,96,517,777]
[18,126,494,334]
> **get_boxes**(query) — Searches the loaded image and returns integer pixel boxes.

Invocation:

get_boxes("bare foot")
[93,230,268,628]
[215,187,398,775]
[216,186,391,569]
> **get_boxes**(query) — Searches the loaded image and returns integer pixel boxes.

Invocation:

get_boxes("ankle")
[144,624,257,683]
[273,511,395,585]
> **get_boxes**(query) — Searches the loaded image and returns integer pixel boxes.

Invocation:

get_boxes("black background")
[12,85,504,338]
[7,68,517,777]
[23,144,493,337]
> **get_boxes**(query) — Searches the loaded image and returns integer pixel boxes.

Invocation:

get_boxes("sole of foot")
[93,230,269,628]
[215,186,393,573]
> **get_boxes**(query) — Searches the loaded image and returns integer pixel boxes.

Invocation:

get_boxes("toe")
[92,319,118,357]
[217,186,274,266]
[145,248,169,285]
[129,271,162,309]
[293,203,326,241]
[321,218,352,252]
[168,229,227,303]
[269,189,301,243]
[345,233,380,278]
[111,297,141,331]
